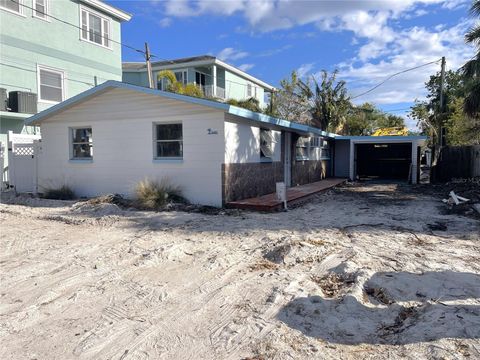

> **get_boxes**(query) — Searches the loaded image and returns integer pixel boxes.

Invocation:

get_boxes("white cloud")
[216,47,249,61]
[297,63,315,78]
[158,17,172,28]
[338,19,475,106]
[238,63,255,71]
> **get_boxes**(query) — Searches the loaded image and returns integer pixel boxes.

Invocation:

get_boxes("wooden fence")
[433,145,480,182]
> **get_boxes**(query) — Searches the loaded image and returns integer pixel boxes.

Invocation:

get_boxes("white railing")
[200,85,226,99]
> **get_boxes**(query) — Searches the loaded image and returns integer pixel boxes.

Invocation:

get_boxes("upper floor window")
[0,0,23,15]
[175,71,188,85]
[80,7,111,48]
[247,83,252,97]
[33,0,48,20]
[38,65,64,103]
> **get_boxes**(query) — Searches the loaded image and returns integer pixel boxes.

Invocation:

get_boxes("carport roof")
[26,80,336,138]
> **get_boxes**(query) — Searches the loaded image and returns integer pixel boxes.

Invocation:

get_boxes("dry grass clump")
[135,178,185,210]
[42,185,75,200]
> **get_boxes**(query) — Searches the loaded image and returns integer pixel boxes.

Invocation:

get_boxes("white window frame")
[79,5,112,49]
[295,136,310,161]
[37,64,65,104]
[153,122,183,160]
[33,0,49,21]
[70,127,93,160]
[0,0,25,16]
[247,83,252,97]
[174,70,188,85]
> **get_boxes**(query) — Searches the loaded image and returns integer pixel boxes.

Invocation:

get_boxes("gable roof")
[26,81,335,138]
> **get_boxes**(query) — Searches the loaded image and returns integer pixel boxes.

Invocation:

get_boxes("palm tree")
[302,70,351,131]
[157,70,203,98]
[462,0,480,116]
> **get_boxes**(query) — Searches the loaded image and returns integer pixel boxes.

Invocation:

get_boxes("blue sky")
[110,0,476,129]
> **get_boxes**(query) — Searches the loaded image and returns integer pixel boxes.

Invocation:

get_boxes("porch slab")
[226,178,347,212]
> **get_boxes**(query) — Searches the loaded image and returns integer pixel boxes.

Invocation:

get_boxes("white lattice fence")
[8,131,41,193]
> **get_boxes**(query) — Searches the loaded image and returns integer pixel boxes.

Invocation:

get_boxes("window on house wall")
[80,7,111,47]
[247,83,252,97]
[195,72,206,86]
[71,128,93,159]
[321,139,331,159]
[0,0,22,14]
[155,123,183,159]
[33,0,48,19]
[260,129,273,159]
[38,66,64,103]
[295,136,309,160]
[175,71,188,85]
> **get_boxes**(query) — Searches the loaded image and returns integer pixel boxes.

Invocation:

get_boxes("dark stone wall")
[222,162,284,203]
[291,160,330,186]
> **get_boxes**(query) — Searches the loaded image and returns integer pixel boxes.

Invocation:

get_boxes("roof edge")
[80,0,132,21]
[26,81,333,138]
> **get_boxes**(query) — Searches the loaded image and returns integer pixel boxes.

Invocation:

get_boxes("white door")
[7,131,41,193]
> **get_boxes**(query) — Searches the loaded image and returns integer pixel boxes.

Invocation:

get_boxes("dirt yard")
[1,183,479,359]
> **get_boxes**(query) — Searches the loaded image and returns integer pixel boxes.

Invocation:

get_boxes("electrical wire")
[350,59,442,100]
[11,0,144,55]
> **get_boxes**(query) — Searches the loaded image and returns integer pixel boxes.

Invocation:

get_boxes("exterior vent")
[0,88,7,111]
[8,91,38,114]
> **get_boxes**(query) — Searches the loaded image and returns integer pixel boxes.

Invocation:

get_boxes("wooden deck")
[226,178,347,212]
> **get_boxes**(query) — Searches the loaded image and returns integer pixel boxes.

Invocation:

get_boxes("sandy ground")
[0,183,479,360]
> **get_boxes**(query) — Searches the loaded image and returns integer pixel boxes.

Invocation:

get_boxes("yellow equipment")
[372,127,409,136]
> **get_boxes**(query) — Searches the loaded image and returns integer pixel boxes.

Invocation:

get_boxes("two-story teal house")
[122,56,275,109]
[0,0,131,151]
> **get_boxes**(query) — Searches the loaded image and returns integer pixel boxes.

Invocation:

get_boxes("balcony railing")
[200,85,226,99]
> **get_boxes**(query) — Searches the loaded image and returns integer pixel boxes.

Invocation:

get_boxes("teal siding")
[0,0,128,177]
[0,0,125,123]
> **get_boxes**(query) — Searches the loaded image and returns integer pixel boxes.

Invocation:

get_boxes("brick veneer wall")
[291,160,330,186]
[222,162,284,204]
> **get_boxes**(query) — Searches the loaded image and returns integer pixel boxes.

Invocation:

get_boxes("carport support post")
[411,142,418,184]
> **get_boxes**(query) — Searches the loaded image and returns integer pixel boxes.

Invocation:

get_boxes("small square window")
[154,123,183,159]
[71,128,93,159]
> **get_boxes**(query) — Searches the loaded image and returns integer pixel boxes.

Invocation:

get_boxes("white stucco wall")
[224,114,281,164]
[37,87,226,206]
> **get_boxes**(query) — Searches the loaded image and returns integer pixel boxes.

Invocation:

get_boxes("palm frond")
[464,81,480,116]
[465,24,480,44]
[470,0,480,16]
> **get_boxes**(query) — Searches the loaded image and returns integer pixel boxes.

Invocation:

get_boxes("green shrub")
[42,185,75,200]
[135,178,184,210]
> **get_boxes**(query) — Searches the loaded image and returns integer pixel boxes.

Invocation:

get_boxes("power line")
[350,59,442,100]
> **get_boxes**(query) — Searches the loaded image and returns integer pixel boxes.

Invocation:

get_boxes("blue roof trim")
[336,135,427,140]
[26,80,336,137]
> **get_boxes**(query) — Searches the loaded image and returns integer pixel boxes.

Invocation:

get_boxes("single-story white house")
[26,81,336,206]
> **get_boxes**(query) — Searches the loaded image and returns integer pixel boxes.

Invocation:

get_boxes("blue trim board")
[26,80,337,138]
[336,136,427,141]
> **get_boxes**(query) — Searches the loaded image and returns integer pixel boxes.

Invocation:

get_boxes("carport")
[333,136,427,184]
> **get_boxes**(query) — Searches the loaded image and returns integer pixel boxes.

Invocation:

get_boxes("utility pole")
[145,42,154,89]
[438,56,446,147]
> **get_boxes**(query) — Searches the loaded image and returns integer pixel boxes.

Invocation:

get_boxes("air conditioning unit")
[0,88,7,111]
[8,91,37,114]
